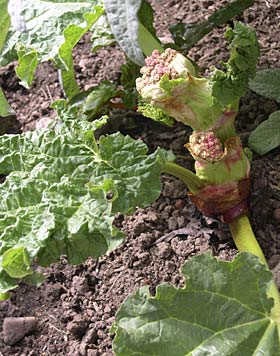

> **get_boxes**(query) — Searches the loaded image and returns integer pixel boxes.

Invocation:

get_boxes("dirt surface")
[0,1,280,355]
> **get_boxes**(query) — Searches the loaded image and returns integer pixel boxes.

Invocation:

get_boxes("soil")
[0,1,280,355]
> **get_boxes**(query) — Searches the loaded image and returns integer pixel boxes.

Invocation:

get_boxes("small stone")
[71,276,89,294]
[3,317,37,345]
[175,199,186,210]
[0,114,21,135]
[273,208,280,221]
[156,242,172,259]
[66,315,89,339]
[168,216,178,231]
[162,180,186,199]
[83,328,98,345]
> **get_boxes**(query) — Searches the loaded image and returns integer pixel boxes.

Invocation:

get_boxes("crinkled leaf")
[89,134,172,214]
[0,87,14,117]
[0,0,10,52]
[113,252,280,356]
[248,110,280,155]
[249,69,280,103]
[104,0,145,66]
[0,0,103,92]
[170,0,254,54]
[0,119,171,297]
[138,100,174,127]
[209,22,259,109]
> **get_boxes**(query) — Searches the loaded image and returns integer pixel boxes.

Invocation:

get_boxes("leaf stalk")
[229,214,280,319]
[162,161,204,193]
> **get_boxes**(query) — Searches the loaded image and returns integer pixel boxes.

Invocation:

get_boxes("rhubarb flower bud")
[136,48,223,131]
[186,132,251,222]
[187,131,224,163]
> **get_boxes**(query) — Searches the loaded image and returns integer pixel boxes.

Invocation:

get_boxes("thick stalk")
[229,214,280,319]
[163,161,203,193]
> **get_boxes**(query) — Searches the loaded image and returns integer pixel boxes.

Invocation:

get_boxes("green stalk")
[229,214,280,319]
[163,161,204,193]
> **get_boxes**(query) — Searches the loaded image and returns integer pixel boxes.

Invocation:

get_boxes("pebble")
[71,276,89,294]
[3,317,37,345]
[273,208,280,221]
[66,315,89,339]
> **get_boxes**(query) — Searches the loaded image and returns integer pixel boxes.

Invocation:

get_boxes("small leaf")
[82,80,119,119]
[248,110,280,155]
[249,69,280,103]
[15,47,38,88]
[104,0,145,66]
[2,247,32,278]
[0,292,10,301]
[120,60,140,109]
[58,8,104,99]
[170,0,254,54]
[113,253,280,355]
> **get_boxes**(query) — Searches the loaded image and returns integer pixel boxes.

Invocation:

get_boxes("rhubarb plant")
[112,22,280,355]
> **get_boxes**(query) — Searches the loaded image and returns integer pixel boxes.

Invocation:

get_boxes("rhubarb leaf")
[113,252,280,355]
[0,118,171,298]
[248,110,280,155]
[249,69,280,103]
[104,0,145,66]
[0,0,103,94]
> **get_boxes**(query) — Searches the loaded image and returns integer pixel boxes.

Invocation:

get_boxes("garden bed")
[0,1,280,355]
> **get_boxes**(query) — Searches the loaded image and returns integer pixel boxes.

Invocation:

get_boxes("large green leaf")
[104,0,162,65]
[249,69,280,103]
[248,110,280,155]
[113,252,280,355]
[0,0,103,96]
[0,118,171,297]
[0,0,10,52]
[104,0,144,66]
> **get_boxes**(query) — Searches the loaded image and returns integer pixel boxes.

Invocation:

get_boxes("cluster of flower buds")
[136,49,179,91]
[187,131,224,162]
[135,48,222,132]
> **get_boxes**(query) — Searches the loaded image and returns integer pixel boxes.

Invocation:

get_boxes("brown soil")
[0,1,280,355]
